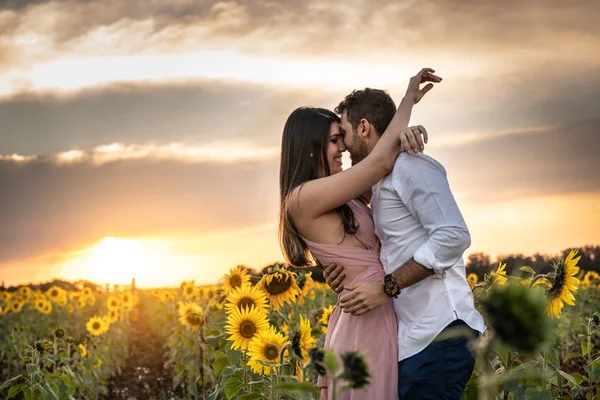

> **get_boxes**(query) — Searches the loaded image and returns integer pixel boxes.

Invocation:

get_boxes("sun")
[80,237,164,285]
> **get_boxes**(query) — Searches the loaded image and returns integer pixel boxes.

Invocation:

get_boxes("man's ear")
[359,118,371,138]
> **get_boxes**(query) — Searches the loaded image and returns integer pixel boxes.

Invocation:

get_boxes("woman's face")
[323,121,346,176]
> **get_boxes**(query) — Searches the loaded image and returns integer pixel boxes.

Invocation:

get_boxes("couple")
[278,68,486,399]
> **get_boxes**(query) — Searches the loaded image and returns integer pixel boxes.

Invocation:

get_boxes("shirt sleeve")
[391,155,471,277]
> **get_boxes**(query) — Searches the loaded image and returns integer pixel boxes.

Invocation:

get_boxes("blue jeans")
[397,320,477,400]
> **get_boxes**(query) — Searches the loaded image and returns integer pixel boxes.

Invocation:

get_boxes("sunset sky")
[1,0,599,288]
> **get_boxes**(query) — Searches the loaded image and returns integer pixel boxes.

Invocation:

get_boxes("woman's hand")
[404,68,442,105]
[400,125,428,154]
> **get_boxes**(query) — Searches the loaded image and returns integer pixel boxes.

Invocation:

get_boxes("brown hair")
[334,88,396,135]
[279,107,358,267]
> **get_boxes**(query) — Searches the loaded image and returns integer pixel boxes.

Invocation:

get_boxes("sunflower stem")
[587,318,594,397]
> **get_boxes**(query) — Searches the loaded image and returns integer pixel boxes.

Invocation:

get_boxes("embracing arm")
[291,68,441,219]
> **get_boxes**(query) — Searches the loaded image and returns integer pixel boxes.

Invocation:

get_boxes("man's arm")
[339,156,470,315]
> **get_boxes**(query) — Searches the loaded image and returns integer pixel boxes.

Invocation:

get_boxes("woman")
[279,68,440,399]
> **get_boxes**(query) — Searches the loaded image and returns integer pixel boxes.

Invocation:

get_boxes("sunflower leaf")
[582,341,593,356]
[519,266,536,276]
[224,376,245,400]
[273,382,320,395]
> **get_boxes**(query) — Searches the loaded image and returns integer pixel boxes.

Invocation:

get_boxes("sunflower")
[82,287,92,297]
[247,327,289,376]
[319,305,334,333]
[181,281,198,299]
[0,291,11,303]
[107,309,119,323]
[86,316,109,336]
[222,265,251,292]
[225,284,270,313]
[581,280,591,290]
[78,344,89,358]
[76,298,86,309]
[489,262,508,286]
[34,298,48,313]
[291,315,316,363]
[467,273,479,289]
[46,286,67,304]
[93,358,102,368]
[225,306,270,350]
[178,302,204,332]
[106,295,120,311]
[256,268,302,311]
[10,300,25,313]
[296,272,315,306]
[120,291,134,308]
[18,286,32,299]
[546,250,580,318]
[584,271,599,285]
[41,301,52,314]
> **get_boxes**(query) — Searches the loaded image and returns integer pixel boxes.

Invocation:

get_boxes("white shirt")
[371,153,486,362]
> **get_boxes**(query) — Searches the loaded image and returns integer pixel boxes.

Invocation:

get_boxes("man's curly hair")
[334,88,396,135]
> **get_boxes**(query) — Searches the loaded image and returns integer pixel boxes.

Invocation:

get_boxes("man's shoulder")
[392,153,446,177]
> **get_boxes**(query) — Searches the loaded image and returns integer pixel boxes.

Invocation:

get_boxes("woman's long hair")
[279,107,358,267]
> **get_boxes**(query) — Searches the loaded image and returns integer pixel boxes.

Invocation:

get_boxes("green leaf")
[563,353,581,363]
[323,351,338,373]
[581,341,593,356]
[224,376,245,400]
[23,386,32,400]
[42,358,54,368]
[7,384,25,399]
[1,375,23,389]
[26,363,39,375]
[520,266,536,276]
[504,377,525,400]
[214,350,230,377]
[558,370,580,388]
[523,388,552,400]
[237,393,268,400]
[495,347,510,367]
[273,382,320,395]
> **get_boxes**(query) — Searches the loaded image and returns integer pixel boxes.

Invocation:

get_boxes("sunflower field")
[1,249,600,399]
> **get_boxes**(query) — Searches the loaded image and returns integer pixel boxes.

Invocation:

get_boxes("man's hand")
[323,263,345,293]
[338,281,389,316]
[399,125,428,154]
[404,68,442,105]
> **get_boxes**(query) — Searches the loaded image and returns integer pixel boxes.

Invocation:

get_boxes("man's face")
[340,112,368,166]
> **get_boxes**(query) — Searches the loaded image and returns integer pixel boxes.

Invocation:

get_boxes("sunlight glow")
[0,50,475,98]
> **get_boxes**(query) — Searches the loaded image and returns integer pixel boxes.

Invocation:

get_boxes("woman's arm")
[290,68,441,219]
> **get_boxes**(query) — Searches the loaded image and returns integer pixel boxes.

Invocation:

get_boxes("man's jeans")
[397,320,477,400]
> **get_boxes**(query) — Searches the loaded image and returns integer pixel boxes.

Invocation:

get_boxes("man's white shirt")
[371,153,486,362]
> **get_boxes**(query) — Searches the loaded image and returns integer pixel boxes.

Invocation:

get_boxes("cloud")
[0,156,280,264]
[432,119,600,203]
[0,0,598,97]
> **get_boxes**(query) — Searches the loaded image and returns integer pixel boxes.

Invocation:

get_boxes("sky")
[1,0,599,287]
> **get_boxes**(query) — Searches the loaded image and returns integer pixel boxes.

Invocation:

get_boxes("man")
[324,87,486,399]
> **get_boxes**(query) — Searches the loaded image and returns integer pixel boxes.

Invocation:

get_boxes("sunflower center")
[237,297,255,310]
[186,287,193,295]
[230,275,243,288]
[265,276,292,295]
[51,290,58,297]
[93,322,101,330]
[186,313,203,327]
[550,264,566,296]
[239,321,257,338]
[264,344,279,360]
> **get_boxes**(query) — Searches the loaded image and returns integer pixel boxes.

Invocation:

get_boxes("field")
[1,250,600,400]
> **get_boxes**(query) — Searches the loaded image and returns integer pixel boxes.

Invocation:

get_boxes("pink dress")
[302,199,399,400]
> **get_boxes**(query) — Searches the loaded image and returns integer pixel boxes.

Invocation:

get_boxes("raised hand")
[404,68,442,105]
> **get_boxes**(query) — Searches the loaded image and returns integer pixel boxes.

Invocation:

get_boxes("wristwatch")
[383,274,401,298]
